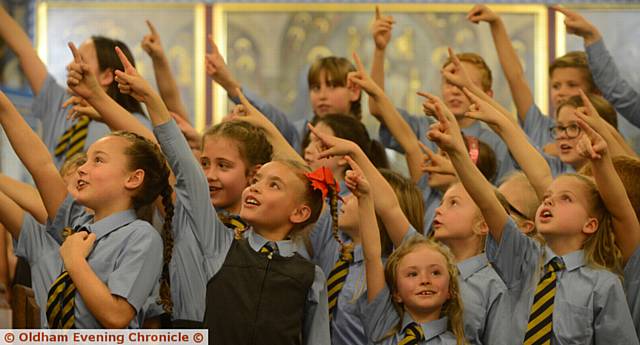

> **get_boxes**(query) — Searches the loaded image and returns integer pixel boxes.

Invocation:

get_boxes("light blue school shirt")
[31,73,152,169]
[358,285,458,345]
[155,119,330,344]
[522,104,554,150]
[624,246,640,337]
[403,227,508,345]
[15,204,162,329]
[486,217,639,344]
[541,152,576,178]
[417,174,442,237]
[378,109,517,184]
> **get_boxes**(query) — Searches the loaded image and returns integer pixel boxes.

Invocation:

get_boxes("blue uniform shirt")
[486,217,638,344]
[624,246,640,337]
[15,205,162,329]
[31,74,151,169]
[417,174,442,237]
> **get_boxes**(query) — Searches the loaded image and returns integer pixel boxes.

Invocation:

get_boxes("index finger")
[578,89,599,117]
[145,20,158,36]
[418,141,436,159]
[236,88,251,110]
[344,155,363,175]
[576,117,598,138]
[448,47,463,69]
[462,87,481,103]
[115,46,135,71]
[352,52,365,73]
[208,35,220,55]
[375,5,381,19]
[68,42,82,63]
[550,5,572,17]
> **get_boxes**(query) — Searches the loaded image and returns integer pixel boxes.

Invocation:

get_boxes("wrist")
[584,30,602,47]
[150,52,167,64]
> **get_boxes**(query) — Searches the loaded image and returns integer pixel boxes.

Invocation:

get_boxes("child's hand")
[344,156,371,198]
[205,35,240,97]
[441,47,474,90]
[467,4,499,24]
[372,6,395,51]
[307,123,359,159]
[423,92,466,154]
[141,20,164,60]
[551,6,601,46]
[63,96,102,122]
[461,88,505,128]
[60,231,97,269]
[114,47,154,103]
[419,142,456,177]
[171,112,201,150]
[232,88,272,130]
[347,52,382,99]
[573,89,608,135]
[576,118,607,161]
[66,42,102,101]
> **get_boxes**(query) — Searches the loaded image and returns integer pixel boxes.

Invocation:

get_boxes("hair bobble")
[465,135,479,165]
[305,166,340,199]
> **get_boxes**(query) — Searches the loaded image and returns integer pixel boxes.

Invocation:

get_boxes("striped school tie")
[327,246,353,318]
[54,116,90,160]
[260,242,276,259]
[45,227,88,329]
[398,322,425,345]
[523,257,566,345]
[217,212,248,240]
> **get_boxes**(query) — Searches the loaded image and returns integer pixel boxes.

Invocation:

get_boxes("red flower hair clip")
[305,166,340,199]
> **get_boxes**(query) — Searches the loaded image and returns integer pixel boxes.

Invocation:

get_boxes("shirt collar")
[457,253,489,280]
[248,231,296,257]
[401,313,449,341]
[81,209,137,240]
[543,247,585,272]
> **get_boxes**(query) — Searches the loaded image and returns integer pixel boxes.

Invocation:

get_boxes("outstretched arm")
[0,174,47,224]
[141,20,189,121]
[468,5,532,121]
[368,6,394,118]
[0,91,67,220]
[0,190,26,239]
[0,5,47,94]
[575,116,640,262]
[425,93,509,241]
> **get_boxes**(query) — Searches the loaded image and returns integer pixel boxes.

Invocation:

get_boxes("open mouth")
[539,208,553,221]
[244,196,261,207]
[416,290,436,296]
[77,179,88,189]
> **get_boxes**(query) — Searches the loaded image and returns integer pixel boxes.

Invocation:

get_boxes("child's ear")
[582,217,599,235]
[472,216,489,236]
[98,68,114,87]
[519,220,536,235]
[125,168,145,190]
[289,204,312,225]
[392,290,403,304]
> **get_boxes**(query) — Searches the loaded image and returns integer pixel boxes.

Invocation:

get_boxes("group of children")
[0,3,639,344]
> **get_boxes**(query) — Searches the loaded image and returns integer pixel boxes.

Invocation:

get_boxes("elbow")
[101,314,133,329]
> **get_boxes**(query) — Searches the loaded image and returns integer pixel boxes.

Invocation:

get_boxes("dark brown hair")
[307,57,362,119]
[202,120,273,173]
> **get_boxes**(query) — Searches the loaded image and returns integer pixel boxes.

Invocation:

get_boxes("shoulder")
[123,220,163,248]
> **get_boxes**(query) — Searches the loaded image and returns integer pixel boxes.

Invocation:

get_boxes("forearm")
[359,195,385,302]
[66,259,135,328]
[369,48,386,117]
[0,175,46,224]
[151,54,189,120]
[86,91,156,141]
[0,191,25,239]
[489,19,533,120]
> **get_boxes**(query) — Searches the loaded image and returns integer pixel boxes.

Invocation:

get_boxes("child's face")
[550,67,591,110]
[309,70,359,118]
[426,150,458,190]
[200,135,251,214]
[393,245,451,318]
[432,183,483,242]
[536,176,595,238]
[338,194,359,235]
[240,161,309,231]
[304,122,344,177]
[440,61,486,117]
[75,136,137,210]
[554,106,587,168]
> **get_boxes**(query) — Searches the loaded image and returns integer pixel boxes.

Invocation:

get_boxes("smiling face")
[393,244,451,318]
[200,135,250,214]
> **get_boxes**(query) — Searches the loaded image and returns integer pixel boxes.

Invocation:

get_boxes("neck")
[223,201,242,215]
[406,306,442,324]
[441,236,482,262]
[93,201,132,222]
[544,233,584,257]
[253,223,293,242]
[456,115,476,128]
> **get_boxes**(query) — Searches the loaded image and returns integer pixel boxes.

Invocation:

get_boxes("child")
[429,86,638,343]
[497,172,538,236]
[0,5,150,168]
[343,157,463,344]
[113,50,330,342]
[205,36,361,150]
[0,79,173,328]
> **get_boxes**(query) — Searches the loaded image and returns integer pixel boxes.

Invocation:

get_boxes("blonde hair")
[562,174,623,277]
[383,235,465,345]
[443,52,492,92]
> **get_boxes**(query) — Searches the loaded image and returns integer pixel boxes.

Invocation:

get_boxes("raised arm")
[141,20,189,121]
[468,5,533,121]
[66,43,156,142]
[368,6,394,118]
[575,117,640,262]
[0,5,47,94]
[309,124,410,247]
[349,53,423,182]
[426,93,509,241]
[0,190,26,239]
[0,91,67,220]
[0,174,47,224]
[463,89,552,199]
[343,156,385,302]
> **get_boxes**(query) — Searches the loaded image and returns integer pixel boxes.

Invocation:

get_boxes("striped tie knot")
[260,243,275,255]
[399,322,425,345]
[339,244,354,263]
[546,258,565,274]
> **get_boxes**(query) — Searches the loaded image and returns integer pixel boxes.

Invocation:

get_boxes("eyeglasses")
[506,201,530,221]
[549,123,581,139]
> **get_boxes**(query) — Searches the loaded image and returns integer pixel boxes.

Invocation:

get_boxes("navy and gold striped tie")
[218,212,248,240]
[398,322,425,345]
[54,116,90,161]
[260,242,275,260]
[327,246,353,318]
[523,257,566,345]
